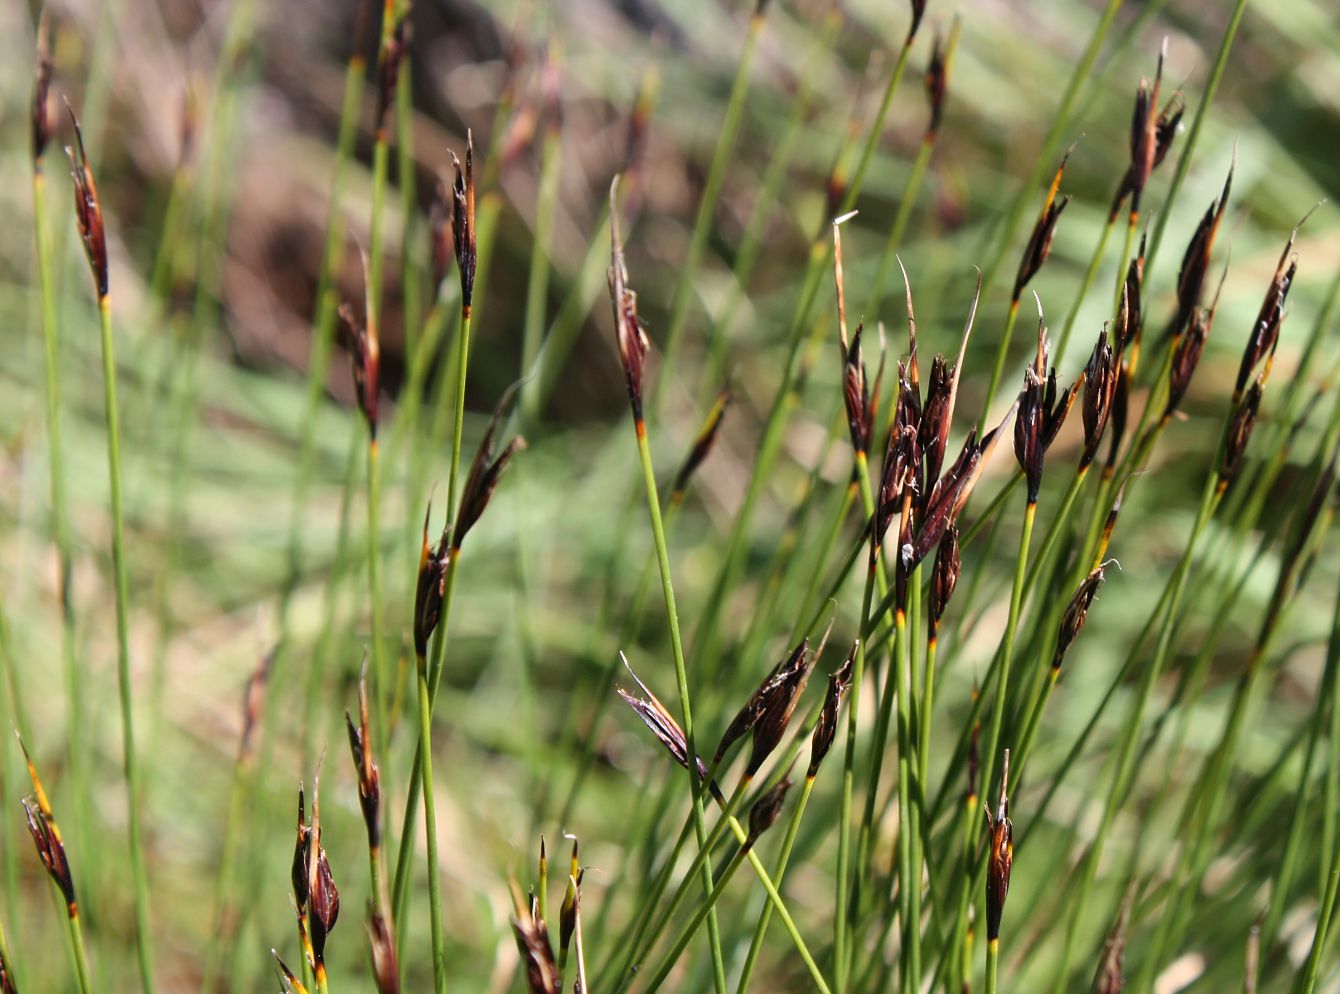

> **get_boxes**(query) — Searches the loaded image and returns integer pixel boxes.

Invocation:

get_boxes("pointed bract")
[65,104,108,299]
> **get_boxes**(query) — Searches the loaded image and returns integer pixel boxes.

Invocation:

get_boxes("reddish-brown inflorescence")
[1014,309,1081,503]
[928,525,961,636]
[617,655,712,788]
[1168,161,1233,341]
[454,389,526,549]
[984,750,1014,943]
[925,27,950,140]
[1235,223,1304,401]
[65,103,108,299]
[809,643,856,778]
[452,131,478,314]
[1013,152,1071,302]
[339,262,381,440]
[747,770,795,842]
[32,16,54,166]
[19,740,77,917]
[608,180,651,423]
[1080,329,1118,470]
[345,666,383,848]
[1053,563,1109,673]
[413,502,451,659]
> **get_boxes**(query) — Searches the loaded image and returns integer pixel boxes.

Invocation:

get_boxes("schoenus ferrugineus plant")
[8,2,1340,993]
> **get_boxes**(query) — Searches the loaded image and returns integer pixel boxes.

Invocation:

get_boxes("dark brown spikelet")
[842,323,873,457]
[906,0,928,44]
[452,132,477,313]
[238,648,275,766]
[23,798,75,915]
[339,290,380,439]
[307,798,340,969]
[291,788,311,912]
[33,16,54,166]
[928,526,961,632]
[746,644,816,776]
[512,888,560,994]
[1220,380,1263,489]
[1013,152,1071,301]
[1080,330,1118,470]
[672,387,730,498]
[748,770,795,842]
[273,950,312,994]
[559,839,581,962]
[1014,313,1080,503]
[430,174,452,294]
[1168,161,1232,340]
[919,354,954,489]
[809,643,856,777]
[715,640,807,766]
[1126,47,1167,216]
[374,17,409,142]
[608,180,652,422]
[19,740,76,915]
[1053,563,1108,673]
[455,390,526,548]
[345,665,382,847]
[1236,228,1301,399]
[618,655,709,783]
[924,27,949,139]
[1115,240,1146,355]
[413,503,450,658]
[984,750,1014,942]
[1165,287,1219,420]
[367,911,400,994]
[65,103,108,299]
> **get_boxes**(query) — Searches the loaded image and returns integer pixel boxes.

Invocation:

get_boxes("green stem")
[66,910,94,994]
[415,654,447,994]
[97,295,155,994]
[644,843,754,993]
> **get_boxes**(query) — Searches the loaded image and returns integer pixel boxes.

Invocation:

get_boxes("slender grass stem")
[981,298,1021,429]
[66,908,93,994]
[985,937,999,994]
[1299,838,1340,994]
[96,295,155,994]
[415,652,447,994]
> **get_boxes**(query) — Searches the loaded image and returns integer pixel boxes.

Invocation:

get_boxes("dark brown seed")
[984,750,1013,942]
[452,132,478,313]
[809,643,856,777]
[928,526,961,631]
[673,387,731,499]
[1104,365,1130,472]
[1080,330,1117,470]
[608,180,651,422]
[65,103,108,299]
[455,389,526,548]
[1053,563,1108,673]
[32,16,53,166]
[1013,152,1071,301]
[748,770,794,841]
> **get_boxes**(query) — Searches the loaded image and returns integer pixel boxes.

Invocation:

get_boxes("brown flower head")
[1053,562,1109,673]
[1219,380,1263,489]
[1168,160,1232,340]
[414,502,451,658]
[306,793,340,969]
[928,525,961,633]
[672,386,731,499]
[618,655,710,784]
[1013,151,1072,301]
[374,17,410,142]
[608,179,651,422]
[1080,329,1118,470]
[716,640,805,765]
[842,322,874,457]
[906,0,928,44]
[455,388,526,548]
[559,839,581,963]
[19,739,76,914]
[1236,221,1306,400]
[1165,267,1224,419]
[345,664,382,847]
[809,643,856,778]
[984,750,1013,942]
[367,910,400,994]
[1014,310,1080,503]
[339,259,380,439]
[291,787,311,912]
[747,769,794,842]
[924,25,952,139]
[512,882,560,994]
[452,132,478,313]
[33,16,54,165]
[65,103,108,299]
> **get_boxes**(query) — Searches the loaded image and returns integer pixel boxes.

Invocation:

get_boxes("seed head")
[748,770,794,842]
[414,502,451,658]
[842,323,874,457]
[618,655,710,784]
[672,386,730,499]
[291,787,311,912]
[366,910,400,994]
[559,839,581,963]
[65,103,108,300]
[345,663,382,847]
[1169,160,1232,340]
[1053,563,1109,673]
[1236,222,1305,400]
[716,640,805,766]
[455,388,526,548]
[512,883,560,994]
[1013,151,1071,301]
[375,17,410,142]
[928,526,961,632]
[984,750,1013,942]
[608,179,651,422]
[1080,329,1117,470]
[1165,267,1224,420]
[307,816,340,967]
[809,643,855,777]
[924,26,952,139]
[1014,309,1080,503]
[452,132,478,313]
[19,739,76,914]
[339,258,380,439]
[33,17,54,166]
[1219,380,1263,489]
